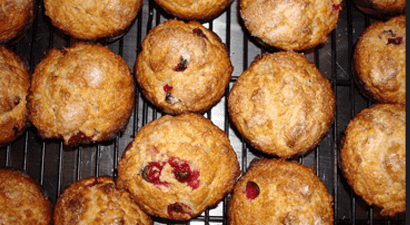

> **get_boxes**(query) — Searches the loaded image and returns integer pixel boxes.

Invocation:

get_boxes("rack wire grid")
[0,0,406,224]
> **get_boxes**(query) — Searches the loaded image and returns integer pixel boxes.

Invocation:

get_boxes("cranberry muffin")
[239,0,343,51]
[0,0,36,44]
[28,42,135,145]
[339,104,406,217]
[43,0,142,41]
[353,15,406,105]
[228,158,334,224]
[228,51,335,159]
[352,0,405,18]
[0,168,52,225]
[53,176,152,225]
[0,46,30,146]
[135,19,233,114]
[117,113,241,220]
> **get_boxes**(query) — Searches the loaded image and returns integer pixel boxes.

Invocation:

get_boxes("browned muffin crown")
[352,0,405,18]
[0,168,52,225]
[228,51,335,159]
[117,113,241,220]
[43,0,143,41]
[239,0,342,51]
[339,104,406,217]
[353,15,406,105]
[0,46,30,146]
[228,158,334,224]
[28,42,135,145]
[53,176,153,225]
[0,0,36,44]
[154,0,232,21]
[136,19,233,115]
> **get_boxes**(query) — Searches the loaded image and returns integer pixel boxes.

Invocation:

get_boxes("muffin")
[135,19,233,115]
[0,46,30,146]
[154,0,232,21]
[239,0,342,51]
[116,113,241,220]
[339,104,405,217]
[353,15,406,105]
[228,158,334,224]
[0,168,52,225]
[0,0,36,44]
[53,176,153,225]
[43,0,143,41]
[352,0,405,18]
[228,51,335,159]
[28,42,135,145]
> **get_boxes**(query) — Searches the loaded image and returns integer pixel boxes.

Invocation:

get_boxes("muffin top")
[28,42,135,145]
[228,158,334,225]
[117,113,240,220]
[339,104,406,217]
[228,51,335,158]
[353,15,406,105]
[0,168,52,225]
[43,0,142,40]
[53,176,153,225]
[239,0,342,51]
[352,0,405,18]
[136,19,232,114]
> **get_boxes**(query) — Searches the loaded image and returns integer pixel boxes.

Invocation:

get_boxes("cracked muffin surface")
[353,15,406,105]
[0,168,52,225]
[43,0,142,41]
[339,104,406,217]
[28,42,135,145]
[135,19,233,115]
[53,176,152,225]
[228,51,335,159]
[0,46,30,146]
[116,113,241,220]
[239,0,342,51]
[228,158,334,225]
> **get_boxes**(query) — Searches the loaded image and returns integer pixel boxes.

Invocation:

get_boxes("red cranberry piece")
[331,0,342,12]
[167,202,192,220]
[163,84,173,92]
[84,178,98,188]
[68,131,94,145]
[193,28,208,40]
[60,49,68,55]
[168,157,200,190]
[142,161,168,186]
[173,56,188,71]
[245,181,260,200]
[166,93,181,105]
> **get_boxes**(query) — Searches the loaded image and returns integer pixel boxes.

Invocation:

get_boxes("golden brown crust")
[239,0,342,51]
[352,0,405,18]
[0,0,36,44]
[28,42,135,145]
[228,51,335,159]
[0,46,30,146]
[53,176,153,225]
[135,19,233,115]
[43,0,142,41]
[338,104,405,217]
[353,15,406,105]
[228,158,334,225]
[116,113,241,220]
[0,168,52,225]
[154,0,232,21]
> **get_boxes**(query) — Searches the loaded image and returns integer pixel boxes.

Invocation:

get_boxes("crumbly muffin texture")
[53,176,153,225]
[28,42,135,145]
[228,51,335,159]
[0,46,30,146]
[0,168,52,225]
[0,0,36,44]
[352,0,405,18]
[353,15,406,105]
[228,158,334,225]
[239,0,342,51]
[136,19,233,115]
[339,104,406,217]
[44,0,142,41]
[154,0,232,21]
[117,113,241,220]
